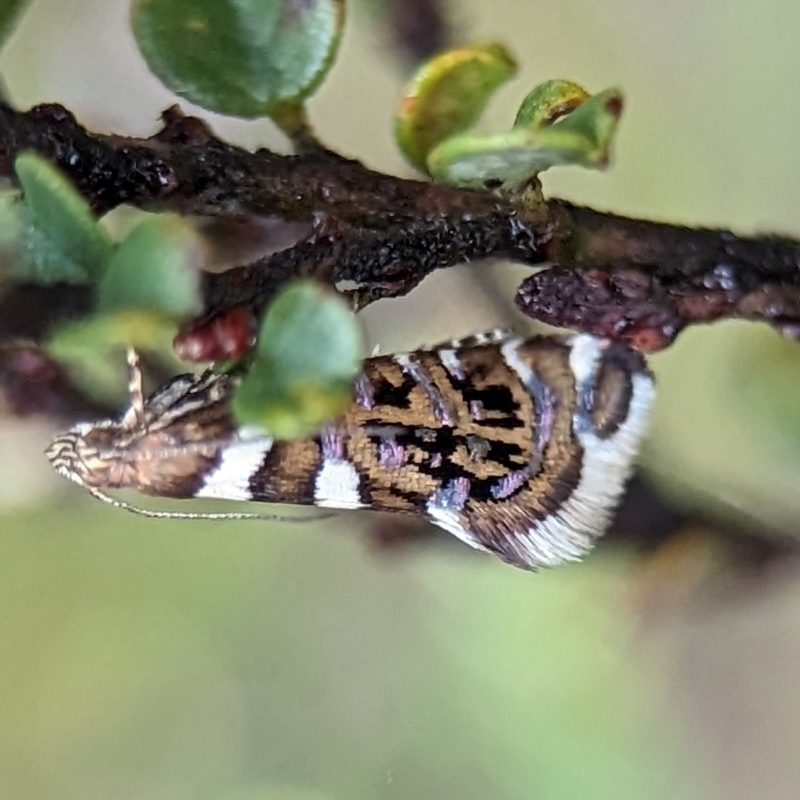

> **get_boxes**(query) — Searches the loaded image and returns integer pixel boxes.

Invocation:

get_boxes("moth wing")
[425,327,516,351]
[423,367,654,569]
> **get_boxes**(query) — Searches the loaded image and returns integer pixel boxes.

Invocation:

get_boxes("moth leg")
[125,347,146,425]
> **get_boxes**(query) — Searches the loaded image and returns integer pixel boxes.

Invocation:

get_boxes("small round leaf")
[232,280,363,439]
[97,214,203,319]
[46,309,179,403]
[132,0,345,118]
[47,309,179,360]
[394,42,517,172]
[427,88,624,188]
[13,152,113,284]
[514,79,590,129]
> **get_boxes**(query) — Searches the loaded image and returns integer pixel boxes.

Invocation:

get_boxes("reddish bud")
[173,306,257,363]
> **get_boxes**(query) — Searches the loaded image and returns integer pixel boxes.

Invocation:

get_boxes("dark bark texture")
[2,100,800,414]
[3,102,800,349]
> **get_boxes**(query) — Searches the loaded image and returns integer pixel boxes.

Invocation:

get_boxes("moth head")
[45,421,120,490]
[45,413,327,526]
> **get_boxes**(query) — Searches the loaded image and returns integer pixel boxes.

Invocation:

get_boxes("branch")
[521,204,800,348]
[0,103,535,227]
[0,101,555,318]
[2,100,800,353]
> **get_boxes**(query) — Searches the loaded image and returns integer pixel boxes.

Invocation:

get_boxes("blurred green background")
[4,1,800,798]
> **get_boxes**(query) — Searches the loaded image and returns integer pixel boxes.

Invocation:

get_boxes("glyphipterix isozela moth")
[46,330,654,570]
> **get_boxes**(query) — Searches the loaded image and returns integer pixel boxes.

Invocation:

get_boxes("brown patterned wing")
[336,334,654,569]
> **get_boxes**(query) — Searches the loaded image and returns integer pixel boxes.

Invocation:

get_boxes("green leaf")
[12,152,113,284]
[0,189,21,251]
[513,79,590,129]
[548,87,624,156]
[132,0,345,118]
[45,309,179,403]
[427,88,624,188]
[232,280,363,439]
[97,214,203,320]
[0,0,31,50]
[394,42,517,172]
[47,308,178,360]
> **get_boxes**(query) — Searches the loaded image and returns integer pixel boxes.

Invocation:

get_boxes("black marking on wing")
[446,375,524,429]
[364,425,528,502]
[370,373,418,409]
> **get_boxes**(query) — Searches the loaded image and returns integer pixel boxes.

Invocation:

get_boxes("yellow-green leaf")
[427,88,624,188]
[394,42,517,172]
[513,79,590,129]
[46,308,178,360]
[45,308,179,404]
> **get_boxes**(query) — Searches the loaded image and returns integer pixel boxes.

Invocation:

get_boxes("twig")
[2,101,800,351]
[522,204,800,348]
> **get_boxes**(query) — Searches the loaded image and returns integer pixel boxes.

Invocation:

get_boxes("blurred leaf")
[132,0,345,118]
[0,189,20,251]
[99,205,161,241]
[427,87,623,188]
[514,79,590,129]
[735,331,800,459]
[394,42,517,172]
[47,308,178,358]
[224,789,335,800]
[0,0,30,49]
[97,214,203,319]
[12,152,113,284]
[232,280,363,439]
[45,309,178,402]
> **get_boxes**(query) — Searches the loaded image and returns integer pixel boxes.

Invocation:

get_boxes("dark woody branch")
[523,205,800,349]
[2,101,800,350]
[0,103,527,226]
[202,204,546,316]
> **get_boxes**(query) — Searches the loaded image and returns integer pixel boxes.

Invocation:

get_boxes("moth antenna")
[126,347,145,424]
[86,487,335,523]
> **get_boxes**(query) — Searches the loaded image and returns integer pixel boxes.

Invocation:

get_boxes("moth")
[46,330,655,570]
